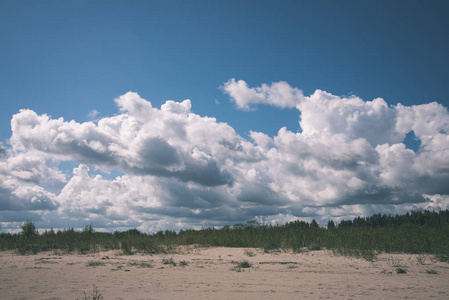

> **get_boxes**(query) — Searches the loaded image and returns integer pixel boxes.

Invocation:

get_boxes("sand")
[1,247,448,299]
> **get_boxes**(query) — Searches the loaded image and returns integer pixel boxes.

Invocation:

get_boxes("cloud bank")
[1,80,449,232]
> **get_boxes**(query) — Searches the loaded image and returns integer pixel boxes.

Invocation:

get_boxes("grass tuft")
[83,285,103,300]
[232,260,252,271]
[86,261,105,267]
[162,257,176,266]
[179,260,188,266]
[237,260,252,268]
[128,262,153,268]
[417,254,427,265]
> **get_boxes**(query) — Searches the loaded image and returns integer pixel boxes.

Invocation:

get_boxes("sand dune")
[1,247,448,299]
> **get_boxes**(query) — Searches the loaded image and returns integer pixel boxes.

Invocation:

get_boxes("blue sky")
[1,0,449,232]
[2,0,448,140]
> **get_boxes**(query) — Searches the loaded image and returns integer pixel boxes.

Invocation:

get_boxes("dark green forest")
[1,210,448,261]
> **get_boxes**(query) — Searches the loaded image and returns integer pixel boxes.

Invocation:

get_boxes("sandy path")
[1,247,448,299]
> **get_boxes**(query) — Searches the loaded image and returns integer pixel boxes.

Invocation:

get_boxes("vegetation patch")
[308,243,321,251]
[86,261,105,267]
[232,260,252,271]
[1,210,449,263]
[128,262,153,268]
[83,285,103,300]
[162,257,176,266]
[179,260,188,266]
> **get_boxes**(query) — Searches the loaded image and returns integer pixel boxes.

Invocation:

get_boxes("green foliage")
[120,240,133,255]
[396,267,407,274]
[179,260,188,266]
[236,260,252,268]
[232,260,252,271]
[21,220,37,237]
[327,220,336,230]
[128,262,153,268]
[308,243,321,251]
[1,210,449,262]
[86,261,105,267]
[416,254,427,265]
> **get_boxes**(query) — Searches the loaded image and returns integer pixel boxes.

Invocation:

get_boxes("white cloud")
[2,83,449,232]
[222,78,304,110]
[9,95,244,186]
[298,91,403,146]
[0,152,62,212]
[87,109,99,120]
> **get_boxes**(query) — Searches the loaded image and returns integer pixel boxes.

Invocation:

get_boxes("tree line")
[1,210,448,262]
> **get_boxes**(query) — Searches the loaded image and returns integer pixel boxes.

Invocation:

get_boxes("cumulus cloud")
[0,143,6,158]
[0,153,61,212]
[2,82,449,232]
[9,93,241,186]
[222,78,304,110]
[222,79,449,217]
[0,141,65,213]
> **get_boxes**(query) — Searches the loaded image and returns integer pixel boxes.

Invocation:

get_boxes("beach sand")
[1,247,448,299]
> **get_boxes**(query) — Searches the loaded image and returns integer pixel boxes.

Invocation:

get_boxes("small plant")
[83,284,103,300]
[128,262,153,268]
[417,254,427,265]
[86,261,105,267]
[426,269,438,274]
[162,257,176,266]
[231,260,252,271]
[237,260,252,268]
[244,249,255,257]
[139,262,153,268]
[179,260,188,266]
[388,256,401,267]
[396,267,407,274]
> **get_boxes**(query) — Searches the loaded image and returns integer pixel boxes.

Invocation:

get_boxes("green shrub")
[128,262,153,268]
[2,210,449,261]
[21,220,37,237]
[120,240,133,255]
[86,261,105,267]
[236,260,252,268]
[179,260,188,266]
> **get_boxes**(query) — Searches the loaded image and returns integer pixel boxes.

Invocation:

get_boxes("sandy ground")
[1,247,448,300]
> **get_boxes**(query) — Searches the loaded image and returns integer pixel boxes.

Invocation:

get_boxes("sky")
[1,0,449,232]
